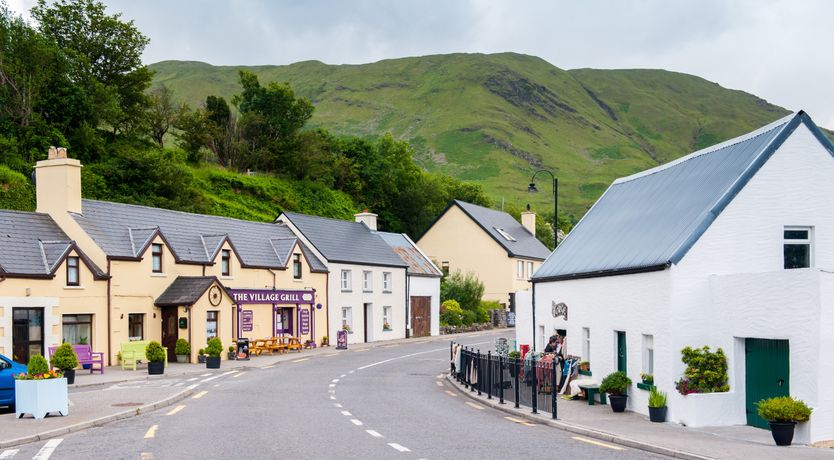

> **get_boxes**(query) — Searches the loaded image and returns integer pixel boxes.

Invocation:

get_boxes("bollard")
[551,357,558,419]
[531,355,538,414]
[514,356,520,409]
[487,351,493,400]
[499,355,505,404]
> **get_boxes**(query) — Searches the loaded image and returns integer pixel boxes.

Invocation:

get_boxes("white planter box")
[15,378,69,419]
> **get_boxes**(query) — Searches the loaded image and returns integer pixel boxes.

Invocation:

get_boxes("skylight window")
[494,227,516,242]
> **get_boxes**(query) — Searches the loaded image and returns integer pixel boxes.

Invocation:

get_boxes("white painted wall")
[0,297,61,360]
[408,275,441,336]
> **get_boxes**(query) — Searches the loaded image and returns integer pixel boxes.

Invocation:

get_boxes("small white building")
[519,112,834,444]
[376,231,442,337]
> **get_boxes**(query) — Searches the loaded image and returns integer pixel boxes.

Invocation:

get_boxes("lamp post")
[527,170,558,246]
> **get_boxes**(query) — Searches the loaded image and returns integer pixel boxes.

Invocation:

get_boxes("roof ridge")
[82,199,287,228]
[283,211,363,226]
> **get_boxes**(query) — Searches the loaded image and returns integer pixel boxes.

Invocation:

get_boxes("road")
[2,331,667,459]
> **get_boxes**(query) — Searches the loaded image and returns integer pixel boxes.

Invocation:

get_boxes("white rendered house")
[518,112,834,444]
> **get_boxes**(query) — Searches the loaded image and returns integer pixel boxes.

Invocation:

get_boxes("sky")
[8,0,834,127]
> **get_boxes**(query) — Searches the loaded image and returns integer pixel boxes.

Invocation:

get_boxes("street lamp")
[527,170,558,247]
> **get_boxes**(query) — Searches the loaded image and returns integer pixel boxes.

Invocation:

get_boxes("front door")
[12,307,44,364]
[746,338,790,428]
[275,308,293,336]
[363,303,372,343]
[161,309,178,362]
[616,331,627,374]
[410,296,431,337]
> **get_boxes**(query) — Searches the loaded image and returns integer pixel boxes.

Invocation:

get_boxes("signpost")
[336,330,348,350]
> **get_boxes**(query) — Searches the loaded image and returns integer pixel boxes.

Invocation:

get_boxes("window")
[293,254,302,279]
[494,227,516,241]
[62,314,92,345]
[341,307,353,332]
[128,314,144,341]
[341,270,352,291]
[441,261,449,277]
[642,334,654,375]
[582,327,590,363]
[383,272,392,292]
[784,227,812,269]
[527,261,534,280]
[221,249,231,276]
[151,243,163,273]
[383,306,392,331]
[66,256,80,286]
[363,271,373,292]
[206,311,219,340]
[517,261,524,279]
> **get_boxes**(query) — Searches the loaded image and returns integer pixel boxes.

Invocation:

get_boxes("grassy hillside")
[150,53,796,218]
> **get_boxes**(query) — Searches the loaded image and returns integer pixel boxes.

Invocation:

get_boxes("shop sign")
[299,309,310,335]
[552,301,568,321]
[242,310,254,332]
[336,330,348,349]
[228,289,315,305]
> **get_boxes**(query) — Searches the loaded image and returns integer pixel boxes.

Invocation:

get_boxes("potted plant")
[640,373,654,385]
[321,336,329,347]
[756,396,812,446]
[14,355,68,419]
[145,341,166,375]
[197,348,206,364]
[175,339,190,363]
[228,345,236,360]
[50,343,79,385]
[648,387,667,422]
[579,361,590,372]
[508,350,521,378]
[600,371,632,413]
[342,324,352,333]
[205,337,222,369]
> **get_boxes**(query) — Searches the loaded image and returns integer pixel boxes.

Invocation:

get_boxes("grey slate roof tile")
[533,112,834,281]
[376,231,442,277]
[0,210,72,276]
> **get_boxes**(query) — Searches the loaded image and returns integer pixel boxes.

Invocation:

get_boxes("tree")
[145,84,182,147]
[440,270,485,312]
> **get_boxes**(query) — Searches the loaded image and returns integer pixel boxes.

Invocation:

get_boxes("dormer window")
[494,227,516,242]
[151,243,163,273]
[66,256,80,286]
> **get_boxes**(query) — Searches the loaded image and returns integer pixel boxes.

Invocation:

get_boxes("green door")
[617,331,627,374]
[745,338,789,429]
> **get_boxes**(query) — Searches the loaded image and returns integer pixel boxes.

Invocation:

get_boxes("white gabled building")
[277,211,409,345]
[518,111,834,444]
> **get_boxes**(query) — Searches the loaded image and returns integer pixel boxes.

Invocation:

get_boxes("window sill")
[636,382,655,391]
[579,370,592,376]
[293,278,303,282]
[383,290,392,294]
[341,290,352,293]
[362,290,373,294]
[64,285,84,290]
[151,273,167,277]
[383,329,392,332]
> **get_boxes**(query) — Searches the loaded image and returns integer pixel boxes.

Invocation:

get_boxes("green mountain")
[149,52,795,219]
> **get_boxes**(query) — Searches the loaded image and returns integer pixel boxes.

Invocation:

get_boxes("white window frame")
[363,270,373,292]
[340,270,352,292]
[517,261,524,279]
[527,261,534,280]
[582,327,590,363]
[783,226,813,269]
[341,307,353,332]
[383,306,392,331]
[642,334,654,375]
[382,272,392,292]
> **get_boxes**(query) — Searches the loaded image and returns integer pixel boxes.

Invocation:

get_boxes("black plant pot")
[63,369,76,385]
[148,361,165,375]
[609,394,628,413]
[206,356,221,369]
[769,421,796,446]
[649,406,667,422]
[198,355,206,364]
[227,351,236,360]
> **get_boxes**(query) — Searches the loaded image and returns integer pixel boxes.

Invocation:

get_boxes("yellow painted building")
[416,200,551,307]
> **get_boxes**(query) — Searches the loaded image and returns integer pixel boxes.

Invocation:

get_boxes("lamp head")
[527,182,538,193]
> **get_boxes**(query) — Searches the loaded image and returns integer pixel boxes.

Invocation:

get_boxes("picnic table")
[247,336,303,356]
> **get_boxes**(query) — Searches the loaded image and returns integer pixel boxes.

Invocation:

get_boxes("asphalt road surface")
[3,331,668,459]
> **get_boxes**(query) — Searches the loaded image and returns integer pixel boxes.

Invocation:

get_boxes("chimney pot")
[57,147,67,159]
[48,146,58,159]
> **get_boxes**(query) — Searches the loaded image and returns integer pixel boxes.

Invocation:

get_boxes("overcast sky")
[9,0,834,127]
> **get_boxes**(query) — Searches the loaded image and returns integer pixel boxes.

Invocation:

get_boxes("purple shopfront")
[227,289,321,341]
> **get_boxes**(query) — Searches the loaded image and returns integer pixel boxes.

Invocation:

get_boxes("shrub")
[440,299,464,326]
[757,396,812,423]
[649,387,667,408]
[676,346,729,395]
[480,300,501,311]
[228,345,235,353]
[461,309,477,326]
[50,343,79,371]
[440,270,484,311]
[27,355,51,376]
[145,341,167,363]
[175,339,191,356]
[508,350,521,360]
[197,348,205,356]
[206,337,223,358]
[599,371,632,396]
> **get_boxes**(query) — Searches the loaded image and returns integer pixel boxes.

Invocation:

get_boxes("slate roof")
[281,212,408,268]
[0,210,105,278]
[376,231,442,277]
[155,276,225,307]
[72,200,327,272]
[533,111,834,281]
[424,200,550,260]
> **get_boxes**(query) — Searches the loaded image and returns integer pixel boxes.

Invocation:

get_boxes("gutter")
[531,262,670,283]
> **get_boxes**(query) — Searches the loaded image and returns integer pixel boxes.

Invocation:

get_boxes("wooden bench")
[48,344,105,374]
[120,341,168,370]
[579,384,607,406]
[281,336,302,353]
[267,338,287,354]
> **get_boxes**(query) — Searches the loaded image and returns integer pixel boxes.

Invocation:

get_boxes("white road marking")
[348,370,355,374]
[144,425,158,439]
[340,410,352,416]
[292,358,308,363]
[388,443,410,452]
[340,374,346,378]
[358,345,482,370]
[435,381,444,387]
[0,449,18,459]
[201,370,236,383]
[329,384,336,388]
[187,384,198,390]
[572,436,625,451]
[330,396,337,400]
[444,390,457,397]
[333,403,343,408]
[504,416,536,427]
[32,439,62,460]
[436,374,444,379]
[167,405,185,416]
[366,430,383,438]
[331,379,339,383]
[174,382,183,386]
[264,365,275,369]
[350,419,363,426]
[187,377,199,382]
[140,453,154,460]
[200,373,211,377]
[465,402,485,410]
[213,384,220,387]
[192,390,208,399]
[233,372,245,378]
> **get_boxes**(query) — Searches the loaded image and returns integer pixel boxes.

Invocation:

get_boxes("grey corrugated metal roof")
[533,111,834,281]
[281,212,408,268]
[435,200,550,260]
[376,231,442,277]
[73,200,327,272]
[154,276,220,307]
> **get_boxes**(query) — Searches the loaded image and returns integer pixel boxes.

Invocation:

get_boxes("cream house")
[416,200,550,307]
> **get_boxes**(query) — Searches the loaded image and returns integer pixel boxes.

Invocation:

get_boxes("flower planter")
[62,369,76,385]
[649,406,667,422]
[148,361,165,375]
[176,355,188,364]
[609,394,628,413]
[769,421,796,446]
[206,357,221,369]
[15,378,69,419]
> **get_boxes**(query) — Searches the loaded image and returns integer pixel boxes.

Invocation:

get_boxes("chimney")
[34,146,83,214]
[521,204,536,235]
[354,209,378,231]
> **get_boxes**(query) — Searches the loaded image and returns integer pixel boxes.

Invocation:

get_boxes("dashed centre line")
[444,390,457,397]
[388,443,411,452]
[140,453,154,460]
[504,416,536,427]
[572,436,625,451]
[331,379,339,383]
[233,371,246,378]
[192,390,208,399]
[166,405,185,416]
[350,419,363,426]
[292,358,308,363]
[366,430,383,438]
[435,381,444,387]
[144,425,158,439]
[340,410,352,416]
